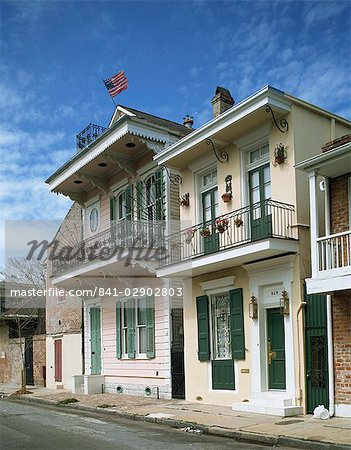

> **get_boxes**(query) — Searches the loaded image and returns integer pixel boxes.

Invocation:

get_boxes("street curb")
[9,395,351,450]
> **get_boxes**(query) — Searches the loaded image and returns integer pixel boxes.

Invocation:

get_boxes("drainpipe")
[327,294,335,417]
[324,177,335,417]
[297,300,307,407]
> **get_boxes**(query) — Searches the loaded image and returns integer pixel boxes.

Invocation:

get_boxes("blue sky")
[0,0,350,260]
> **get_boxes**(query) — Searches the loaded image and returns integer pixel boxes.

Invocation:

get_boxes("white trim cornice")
[243,254,296,274]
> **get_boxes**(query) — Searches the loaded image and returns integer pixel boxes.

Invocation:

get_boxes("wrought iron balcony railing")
[76,123,107,153]
[161,199,296,267]
[317,230,351,274]
[51,221,165,276]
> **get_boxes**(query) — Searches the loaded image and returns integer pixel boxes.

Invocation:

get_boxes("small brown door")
[54,339,62,382]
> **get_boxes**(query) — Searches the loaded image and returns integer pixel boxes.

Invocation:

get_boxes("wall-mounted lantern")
[249,294,258,320]
[280,289,290,316]
[273,143,287,166]
[179,193,190,207]
[222,175,233,202]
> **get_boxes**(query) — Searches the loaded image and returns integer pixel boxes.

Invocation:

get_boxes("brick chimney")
[211,86,234,118]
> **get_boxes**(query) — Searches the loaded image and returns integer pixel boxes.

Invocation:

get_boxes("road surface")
[0,399,294,449]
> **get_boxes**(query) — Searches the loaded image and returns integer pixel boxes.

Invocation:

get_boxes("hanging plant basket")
[234,215,243,228]
[215,217,229,233]
[200,227,211,237]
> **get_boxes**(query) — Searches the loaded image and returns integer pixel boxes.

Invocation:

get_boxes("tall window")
[117,297,155,359]
[136,298,147,355]
[211,293,231,360]
[145,174,156,221]
[118,191,127,221]
[201,169,219,224]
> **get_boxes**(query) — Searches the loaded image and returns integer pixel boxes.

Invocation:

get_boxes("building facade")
[45,106,191,398]
[155,86,350,416]
[296,134,351,417]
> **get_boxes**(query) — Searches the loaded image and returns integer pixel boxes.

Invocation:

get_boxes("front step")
[232,402,303,417]
[233,392,303,417]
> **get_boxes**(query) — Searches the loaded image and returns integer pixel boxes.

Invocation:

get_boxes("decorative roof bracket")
[265,105,288,133]
[77,173,110,195]
[205,138,229,163]
[103,152,136,179]
[53,189,86,206]
[160,165,182,185]
[139,138,165,154]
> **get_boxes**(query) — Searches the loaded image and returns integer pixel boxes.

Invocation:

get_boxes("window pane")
[251,187,260,204]
[250,149,260,163]
[261,145,269,156]
[263,166,271,183]
[203,192,211,208]
[139,327,147,354]
[137,298,146,325]
[250,171,259,188]
[264,183,271,200]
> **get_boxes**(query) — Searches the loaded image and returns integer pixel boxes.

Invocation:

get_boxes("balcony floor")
[156,237,298,278]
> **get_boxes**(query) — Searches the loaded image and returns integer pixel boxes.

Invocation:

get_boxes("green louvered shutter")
[136,180,143,220]
[127,298,136,359]
[196,295,210,361]
[146,295,155,358]
[110,196,116,242]
[125,184,133,220]
[116,302,121,358]
[110,196,116,221]
[155,169,164,220]
[230,288,245,360]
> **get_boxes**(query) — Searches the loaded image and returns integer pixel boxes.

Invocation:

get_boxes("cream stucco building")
[155,86,350,416]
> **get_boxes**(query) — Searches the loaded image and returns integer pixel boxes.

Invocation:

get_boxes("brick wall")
[333,290,351,405]
[33,334,46,386]
[330,173,350,234]
[46,202,83,336]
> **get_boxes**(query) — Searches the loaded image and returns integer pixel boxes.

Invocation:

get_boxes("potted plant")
[221,192,232,203]
[215,217,229,233]
[185,227,195,244]
[200,227,211,237]
[234,215,243,228]
[274,143,287,165]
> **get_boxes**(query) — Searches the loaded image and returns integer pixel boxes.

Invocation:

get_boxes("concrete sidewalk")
[1,383,350,449]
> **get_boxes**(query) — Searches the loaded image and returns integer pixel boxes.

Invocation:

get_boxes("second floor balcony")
[158,199,298,277]
[51,221,165,280]
[317,230,351,275]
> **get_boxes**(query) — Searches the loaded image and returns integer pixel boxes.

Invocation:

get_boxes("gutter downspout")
[297,300,307,407]
[327,294,334,416]
[324,177,335,417]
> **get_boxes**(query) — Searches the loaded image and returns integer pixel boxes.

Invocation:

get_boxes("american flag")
[103,70,128,98]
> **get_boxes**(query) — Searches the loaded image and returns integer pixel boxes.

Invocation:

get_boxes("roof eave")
[154,85,289,165]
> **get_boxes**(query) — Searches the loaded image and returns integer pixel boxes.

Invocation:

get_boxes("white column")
[308,171,319,277]
[324,177,330,236]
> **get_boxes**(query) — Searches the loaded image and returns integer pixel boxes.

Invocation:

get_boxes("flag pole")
[102,78,117,108]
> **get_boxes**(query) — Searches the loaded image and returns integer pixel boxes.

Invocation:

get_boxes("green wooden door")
[267,308,286,389]
[202,188,219,254]
[305,292,329,413]
[90,307,101,375]
[249,164,272,241]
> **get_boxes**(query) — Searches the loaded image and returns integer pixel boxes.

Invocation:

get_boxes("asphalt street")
[0,399,296,450]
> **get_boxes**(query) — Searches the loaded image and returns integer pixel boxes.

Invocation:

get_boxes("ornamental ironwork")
[76,123,107,152]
